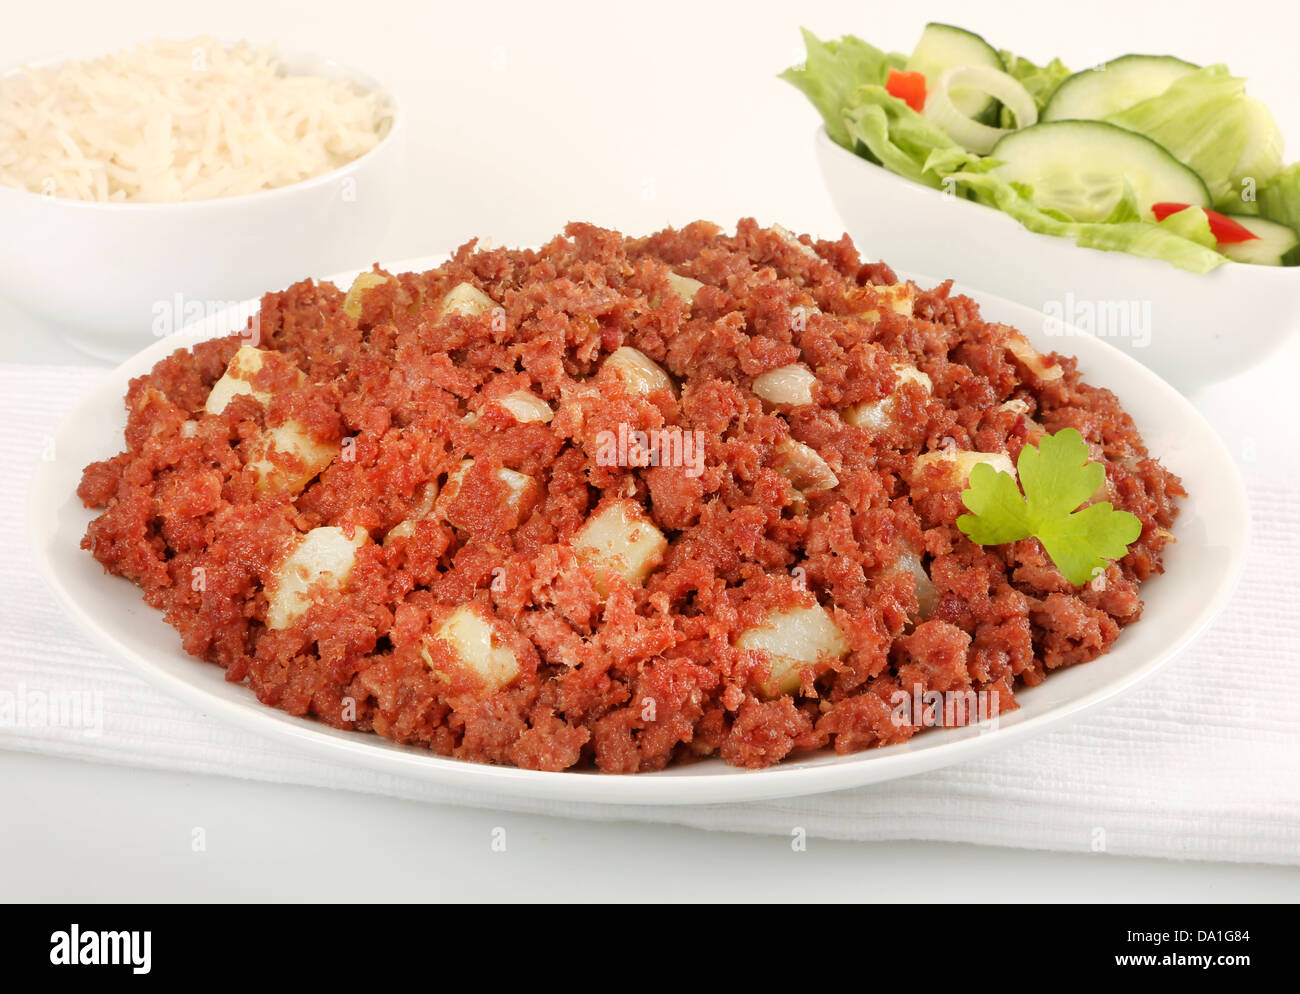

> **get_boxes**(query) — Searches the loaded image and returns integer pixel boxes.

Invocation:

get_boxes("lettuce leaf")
[1154,206,1217,248]
[779,29,905,147]
[998,51,1072,124]
[1258,163,1300,234]
[842,86,959,188]
[1105,65,1284,209]
[1102,182,1142,225]
[1231,98,1287,207]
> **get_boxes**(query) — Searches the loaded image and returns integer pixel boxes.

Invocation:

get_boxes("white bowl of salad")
[789,23,1300,392]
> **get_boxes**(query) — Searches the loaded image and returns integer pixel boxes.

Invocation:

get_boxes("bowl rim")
[26,251,1252,805]
[0,40,404,212]
[814,124,1298,279]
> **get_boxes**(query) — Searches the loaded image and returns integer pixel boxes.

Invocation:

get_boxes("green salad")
[782,23,1300,272]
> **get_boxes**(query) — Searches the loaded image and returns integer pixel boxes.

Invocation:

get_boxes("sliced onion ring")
[923,65,1038,155]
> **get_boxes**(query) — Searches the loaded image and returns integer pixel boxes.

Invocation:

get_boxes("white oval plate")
[30,254,1249,805]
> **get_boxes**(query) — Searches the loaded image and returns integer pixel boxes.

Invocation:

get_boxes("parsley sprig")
[956,428,1143,586]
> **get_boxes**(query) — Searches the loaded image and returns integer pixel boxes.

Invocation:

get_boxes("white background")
[3,0,1299,900]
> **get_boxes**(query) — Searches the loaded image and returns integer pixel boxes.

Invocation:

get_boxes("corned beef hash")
[77,220,1183,772]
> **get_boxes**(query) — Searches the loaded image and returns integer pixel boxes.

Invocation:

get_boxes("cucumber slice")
[1217,214,1300,266]
[906,23,1004,124]
[990,120,1211,223]
[1043,54,1198,122]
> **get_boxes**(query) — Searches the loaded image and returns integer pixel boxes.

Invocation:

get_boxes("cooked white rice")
[0,37,393,203]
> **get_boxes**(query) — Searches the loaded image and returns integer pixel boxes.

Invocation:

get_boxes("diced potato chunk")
[265,525,368,630]
[752,364,817,407]
[435,459,538,531]
[247,421,340,495]
[206,346,308,416]
[857,284,916,321]
[667,272,704,306]
[843,400,889,432]
[896,365,932,390]
[770,224,819,260]
[443,459,533,502]
[573,498,668,596]
[601,346,674,396]
[773,439,838,494]
[421,604,520,693]
[438,282,497,319]
[409,479,441,518]
[383,482,440,545]
[893,548,938,619]
[737,604,849,697]
[997,398,1046,440]
[844,364,932,431]
[494,389,553,424]
[384,520,417,544]
[343,272,391,320]
[881,284,915,317]
[205,346,273,414]
[912,449,1016,488]
[499,471,529,502]
[1003,331,1063,381]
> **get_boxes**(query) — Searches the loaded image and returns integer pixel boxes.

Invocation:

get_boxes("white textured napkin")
[3,363,1298,865]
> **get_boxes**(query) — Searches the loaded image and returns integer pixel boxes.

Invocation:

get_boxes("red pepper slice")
[885,69,928,114]
[1150,202,1259,243]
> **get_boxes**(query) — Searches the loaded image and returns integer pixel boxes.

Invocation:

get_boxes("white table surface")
[3,0,1299,901]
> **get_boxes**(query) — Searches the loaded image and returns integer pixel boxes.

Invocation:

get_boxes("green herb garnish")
[956,428,1142,585]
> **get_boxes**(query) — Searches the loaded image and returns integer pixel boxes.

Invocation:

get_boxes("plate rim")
[28,252,1251,805]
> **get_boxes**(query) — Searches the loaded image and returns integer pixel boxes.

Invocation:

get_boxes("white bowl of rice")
[0,38,403,359]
